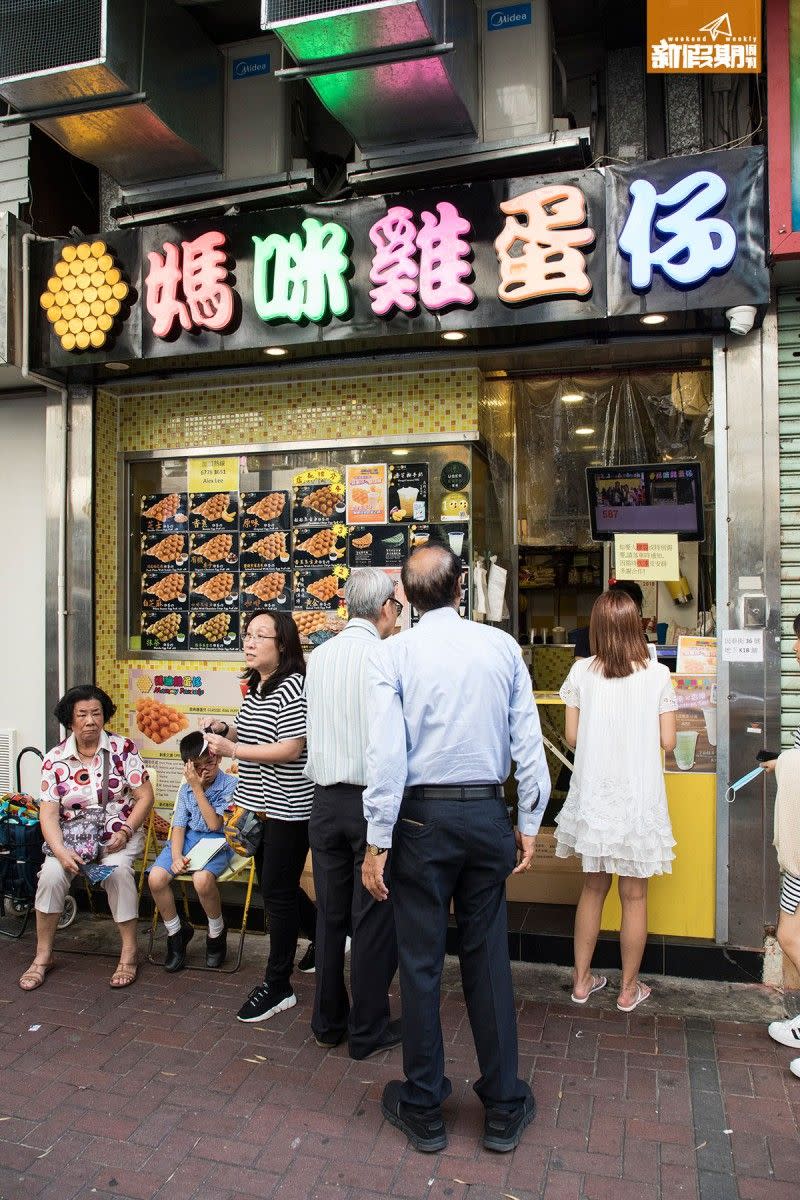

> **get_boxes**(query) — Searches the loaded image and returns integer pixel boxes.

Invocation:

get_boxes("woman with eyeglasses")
[204,610,316,1022]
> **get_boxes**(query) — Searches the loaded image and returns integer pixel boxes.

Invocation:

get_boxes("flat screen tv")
[585,461,705,542]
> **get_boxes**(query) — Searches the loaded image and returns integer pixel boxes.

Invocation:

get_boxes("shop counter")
[506,690,717,941]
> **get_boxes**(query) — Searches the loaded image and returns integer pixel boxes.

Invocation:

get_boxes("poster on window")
[663,675,717,775]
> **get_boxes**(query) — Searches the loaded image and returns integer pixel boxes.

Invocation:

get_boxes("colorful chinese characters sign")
[36,151,768,367]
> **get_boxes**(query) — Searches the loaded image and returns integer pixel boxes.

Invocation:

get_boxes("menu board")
[135,457,470,654]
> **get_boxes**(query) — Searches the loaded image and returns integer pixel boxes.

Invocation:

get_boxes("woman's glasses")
[243,632,278,642]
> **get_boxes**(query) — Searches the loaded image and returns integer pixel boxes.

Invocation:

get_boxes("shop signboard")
[29,150,766,370]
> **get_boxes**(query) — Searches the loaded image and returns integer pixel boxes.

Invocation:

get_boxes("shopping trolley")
[0,746,78,938]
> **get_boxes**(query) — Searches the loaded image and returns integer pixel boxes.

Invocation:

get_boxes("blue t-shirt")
[173,770,238,833]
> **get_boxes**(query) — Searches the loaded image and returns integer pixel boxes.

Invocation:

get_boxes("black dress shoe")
[164,922,194,972]
[483,1092,536,1153]
[350,1017,402,1061]
[380,1080,447,1154]
[205,925,227,969]
[313,1029,347,1049]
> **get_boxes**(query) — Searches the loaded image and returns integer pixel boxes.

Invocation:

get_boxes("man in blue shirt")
[362,544,550,1155]
[148,731,238,971]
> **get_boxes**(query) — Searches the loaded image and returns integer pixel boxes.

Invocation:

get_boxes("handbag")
[223,804,263,858]
[44,750,109,864]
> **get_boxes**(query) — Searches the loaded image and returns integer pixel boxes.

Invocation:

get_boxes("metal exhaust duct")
[262,0,478,150]
[0,0,223,186]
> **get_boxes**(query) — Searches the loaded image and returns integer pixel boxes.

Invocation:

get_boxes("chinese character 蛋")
[145,231,235,338]
[618,170,737,290]
[253,217,350,323]
[494,184,595,303]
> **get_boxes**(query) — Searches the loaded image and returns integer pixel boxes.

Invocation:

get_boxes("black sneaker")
[164,922,194,972]
[205,925,227,969]
[483,1093,536,1153]
[236,981,297,1023]
[297,942,315,973]
[381,1080,447,1154]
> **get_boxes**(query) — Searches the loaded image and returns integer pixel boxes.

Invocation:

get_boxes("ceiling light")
[561,392,583,403]
[264,346,288,356]
[441,331,467,341]
[104,361,129,371]
[391,449,410,456]
[640,313,667,325]
[575,427,595,436]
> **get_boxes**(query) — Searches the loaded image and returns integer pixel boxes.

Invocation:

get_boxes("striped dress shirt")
[304,618,382,788]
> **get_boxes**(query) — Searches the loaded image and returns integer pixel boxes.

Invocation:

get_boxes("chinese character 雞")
[145,231,235,338]
[368,201,474,317]
[253,218,350,324]
[618,170,737,290]
[494,184,595,303]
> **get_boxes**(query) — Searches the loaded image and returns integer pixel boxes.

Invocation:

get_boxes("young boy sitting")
[148,730,238,971]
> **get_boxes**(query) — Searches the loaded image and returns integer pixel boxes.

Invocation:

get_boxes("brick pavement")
[0,926,799,1200]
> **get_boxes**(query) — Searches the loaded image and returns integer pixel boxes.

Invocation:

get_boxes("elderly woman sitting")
[19,684,154,991]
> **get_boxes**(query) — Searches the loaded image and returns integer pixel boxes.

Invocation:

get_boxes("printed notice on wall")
[721,629,764,663]
[345,463,387,525]
[187,456,240,495]
[614,532,679,581]
[676,636,717,676]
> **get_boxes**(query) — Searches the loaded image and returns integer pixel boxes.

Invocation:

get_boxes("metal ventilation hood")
[0,0,223,186]
[262,0,478,150]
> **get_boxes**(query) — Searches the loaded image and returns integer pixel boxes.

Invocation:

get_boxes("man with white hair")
[305,567,402,1059]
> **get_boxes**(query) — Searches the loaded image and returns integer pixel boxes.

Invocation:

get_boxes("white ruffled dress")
[555,657,678,878]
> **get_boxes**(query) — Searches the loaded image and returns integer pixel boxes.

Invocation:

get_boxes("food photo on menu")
[141,570,188,611]
[141,609,188,651]
[292,467,346,526]
[293,566,348,611]
[141,491,188,531]
[241,569,291,610]
[188,490,239,528]
[292,609,347,648]
[141,531,188,569]
[240,527,292,567]
[293,523,348,564]
[189,608,240,650]
[189,530,239,570]
[387,462,429,522]
[189,570,239,610]
[134,695,189,747]
[347,524,408,567]
[239,490,290,531]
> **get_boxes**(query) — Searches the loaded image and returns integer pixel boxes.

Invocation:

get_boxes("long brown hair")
[589,589,649,679]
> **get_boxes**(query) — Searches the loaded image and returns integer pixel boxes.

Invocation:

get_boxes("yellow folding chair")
[143,795,258,973]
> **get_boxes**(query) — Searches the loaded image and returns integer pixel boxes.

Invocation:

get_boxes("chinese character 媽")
[145,231,234,338]
[494,185,595,303]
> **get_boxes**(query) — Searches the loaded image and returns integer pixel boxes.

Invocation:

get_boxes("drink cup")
[701,707,717,747]
[397,487,418,517]
[674,729,698,770]
[448,531,464,556]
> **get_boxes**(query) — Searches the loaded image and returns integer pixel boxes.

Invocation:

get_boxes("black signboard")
[348,524,408,567]
[388,462,429,522]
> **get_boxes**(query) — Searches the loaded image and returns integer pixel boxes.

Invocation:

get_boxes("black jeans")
[392,792,531,1113]
[309,783,398,1055]
[259,817,316,988]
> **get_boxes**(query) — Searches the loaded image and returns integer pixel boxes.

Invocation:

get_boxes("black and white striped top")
[235,673,314,821]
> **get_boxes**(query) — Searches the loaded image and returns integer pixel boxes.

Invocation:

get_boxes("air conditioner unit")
[223,37,290,181]
[0,0,223,186]
[480,0,552,142]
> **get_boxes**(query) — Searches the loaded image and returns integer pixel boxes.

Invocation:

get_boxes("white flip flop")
[570,974,608,1005]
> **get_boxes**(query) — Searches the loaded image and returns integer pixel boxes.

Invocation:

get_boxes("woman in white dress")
[556,589,678,1012]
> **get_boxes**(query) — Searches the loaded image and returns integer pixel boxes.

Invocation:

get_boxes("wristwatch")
[366,843,389,856]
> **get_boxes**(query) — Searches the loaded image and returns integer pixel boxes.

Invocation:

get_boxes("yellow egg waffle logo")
[39,241,130,352]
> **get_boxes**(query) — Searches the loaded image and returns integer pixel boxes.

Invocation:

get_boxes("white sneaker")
[768,1015,800,1049]
[790,1057,800,1078]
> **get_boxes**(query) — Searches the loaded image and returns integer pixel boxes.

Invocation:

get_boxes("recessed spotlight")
[104,361,129,372]
[441,330,467,341]
[561,392,583,403]
[575,427,595,436]
[391,449,410,456]
[264,346,288,356]
[640,313,667,325]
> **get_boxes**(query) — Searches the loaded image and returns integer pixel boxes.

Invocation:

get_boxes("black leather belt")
[404,785,504,802]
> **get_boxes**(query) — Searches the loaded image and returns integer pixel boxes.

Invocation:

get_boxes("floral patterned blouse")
[39,730,149,843]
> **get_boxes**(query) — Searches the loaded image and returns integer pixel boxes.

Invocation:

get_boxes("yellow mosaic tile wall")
[95,369,481,719]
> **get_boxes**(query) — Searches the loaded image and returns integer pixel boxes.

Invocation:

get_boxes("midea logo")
[487,4,532,31]
[232,55,269,79]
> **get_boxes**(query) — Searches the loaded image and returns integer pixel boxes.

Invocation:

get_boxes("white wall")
[0,392,47,793]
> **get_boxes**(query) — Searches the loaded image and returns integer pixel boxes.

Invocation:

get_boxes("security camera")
[725,305,757,336]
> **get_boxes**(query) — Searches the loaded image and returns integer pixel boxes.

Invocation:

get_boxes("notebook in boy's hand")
[182,836,228,872]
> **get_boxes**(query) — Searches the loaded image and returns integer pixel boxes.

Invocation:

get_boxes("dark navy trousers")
[391,792,532,1113]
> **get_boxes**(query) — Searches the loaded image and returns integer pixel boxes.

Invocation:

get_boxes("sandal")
[110,960,138,988]
[570,974,608,1005]
[617,982,651,1013]
[18,960,53,991]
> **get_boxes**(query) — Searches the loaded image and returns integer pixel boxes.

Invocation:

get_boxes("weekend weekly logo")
[647,1,761,72]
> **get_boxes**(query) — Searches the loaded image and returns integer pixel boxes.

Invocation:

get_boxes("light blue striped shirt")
[305,618,382,787]
[363,606,551,846]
